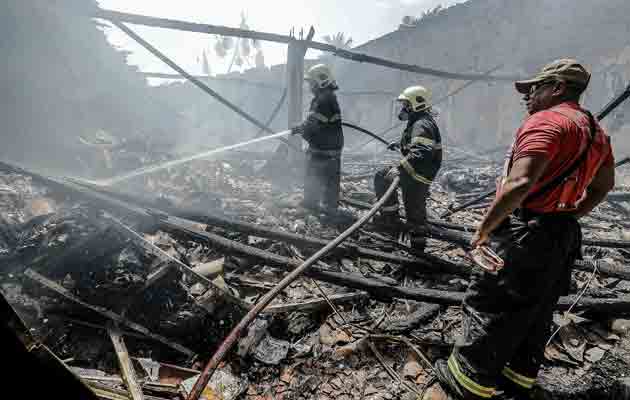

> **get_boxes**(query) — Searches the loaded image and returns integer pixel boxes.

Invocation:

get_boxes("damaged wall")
[328,0,630,152]
[0,1,179,173]
[157,0,630,155]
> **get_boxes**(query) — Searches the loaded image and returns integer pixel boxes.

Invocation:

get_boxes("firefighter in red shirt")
[425,59,615,399]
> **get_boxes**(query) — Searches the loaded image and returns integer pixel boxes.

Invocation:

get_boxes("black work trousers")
[374,167,429,225]
[442,213,582,399]
[374,168,429,250]
[304,153,341,211]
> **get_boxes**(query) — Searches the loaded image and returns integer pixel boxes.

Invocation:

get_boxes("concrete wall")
[160,0,630,156]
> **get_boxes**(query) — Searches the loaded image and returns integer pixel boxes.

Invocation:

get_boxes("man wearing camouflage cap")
[425,59,615,399]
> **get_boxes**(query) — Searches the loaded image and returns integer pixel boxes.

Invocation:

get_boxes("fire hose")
[342,122,393,148]
[186,176,400,400]
[441,82,630,218]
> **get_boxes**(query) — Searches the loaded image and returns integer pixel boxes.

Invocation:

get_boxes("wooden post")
[108,326,145,400]
[286,28,314,165]
[286,38,307,164]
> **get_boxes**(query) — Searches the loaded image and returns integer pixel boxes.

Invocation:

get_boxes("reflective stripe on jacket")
[397,113,442,184]
[299,89,344,152]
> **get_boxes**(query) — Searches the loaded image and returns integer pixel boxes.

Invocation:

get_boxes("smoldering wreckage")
[5,8,630,400]
[2,135,630,400]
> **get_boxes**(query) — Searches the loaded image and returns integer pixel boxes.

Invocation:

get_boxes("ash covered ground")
[1,149,630,399]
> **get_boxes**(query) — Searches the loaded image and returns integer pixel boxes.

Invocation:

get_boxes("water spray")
[90,130,292,186]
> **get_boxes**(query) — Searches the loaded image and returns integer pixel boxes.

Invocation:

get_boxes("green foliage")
[211,11,264,71]
[322,32,353,50]
[401,5,445,27]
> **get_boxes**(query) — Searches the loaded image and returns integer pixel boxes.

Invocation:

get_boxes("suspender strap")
[521,108,596,204]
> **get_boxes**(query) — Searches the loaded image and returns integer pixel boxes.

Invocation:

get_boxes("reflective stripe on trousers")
[448,355,498,398]
[502,366,536,389]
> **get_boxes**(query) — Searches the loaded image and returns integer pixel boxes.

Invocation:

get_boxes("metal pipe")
[186,176,400,400]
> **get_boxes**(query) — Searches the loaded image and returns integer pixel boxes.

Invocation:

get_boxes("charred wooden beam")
[87,382,166,400]
[187,177,402,400]
[67,179,467,275]
[108,326,145,400]
[264,292,369,314]
[94,9,518,82]
[344,196,630,250]
[24,269,195,356]
[6,162,630,313]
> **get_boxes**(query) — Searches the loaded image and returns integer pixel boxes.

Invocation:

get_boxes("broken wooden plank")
[24,269,195,356]
[80,375,178,394]
[74,180,460,274]
[11,164,630,313]
[140,262,172,292]
[94,9,518,81]
[108,326,145,400]
[263,292,369,314]
[63,318,146,340]
[87,382,167,400]
[192,257,224,279]
[106,215,251,312]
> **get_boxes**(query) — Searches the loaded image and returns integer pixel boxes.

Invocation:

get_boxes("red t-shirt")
[504,101,614,213]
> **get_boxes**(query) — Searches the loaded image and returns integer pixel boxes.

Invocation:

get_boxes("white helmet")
[397,85,432,112]
[305,64,336,89]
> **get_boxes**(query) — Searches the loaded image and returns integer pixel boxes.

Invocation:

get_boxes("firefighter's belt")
[308,148,342,157]
[308,112,342,124]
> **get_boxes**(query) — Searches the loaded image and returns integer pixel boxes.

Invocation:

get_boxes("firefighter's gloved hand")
[290,126,304,136]
[385,166,400,179]
[387,141,400,151]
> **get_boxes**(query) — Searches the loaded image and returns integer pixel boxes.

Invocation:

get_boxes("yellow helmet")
[305,64,336,88]
[397,85,432,112]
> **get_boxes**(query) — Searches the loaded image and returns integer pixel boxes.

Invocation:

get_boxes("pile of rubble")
[1,151,630,400]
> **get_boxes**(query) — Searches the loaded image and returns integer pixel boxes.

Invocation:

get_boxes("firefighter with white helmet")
[291,64,344,213]
[373,85,442,252]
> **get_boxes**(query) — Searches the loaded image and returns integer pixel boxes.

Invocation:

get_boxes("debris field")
[2,149,630,400]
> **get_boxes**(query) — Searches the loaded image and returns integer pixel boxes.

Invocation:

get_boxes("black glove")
[291,126,304,136]
[385,166,400,179]
[387,141,400,151]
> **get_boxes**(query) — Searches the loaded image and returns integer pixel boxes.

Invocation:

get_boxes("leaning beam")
[94,9,519,82]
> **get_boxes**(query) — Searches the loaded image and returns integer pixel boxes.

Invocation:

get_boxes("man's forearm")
[479,178,532,235]
[574,189,609,219]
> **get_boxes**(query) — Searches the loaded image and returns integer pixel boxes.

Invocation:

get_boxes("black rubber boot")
[496,374,533,400]
[434,359,466,399]
[409,233,427,253]
[374,211,401,231]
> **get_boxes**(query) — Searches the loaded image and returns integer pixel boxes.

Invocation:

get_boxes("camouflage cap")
[515,59,591,94]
